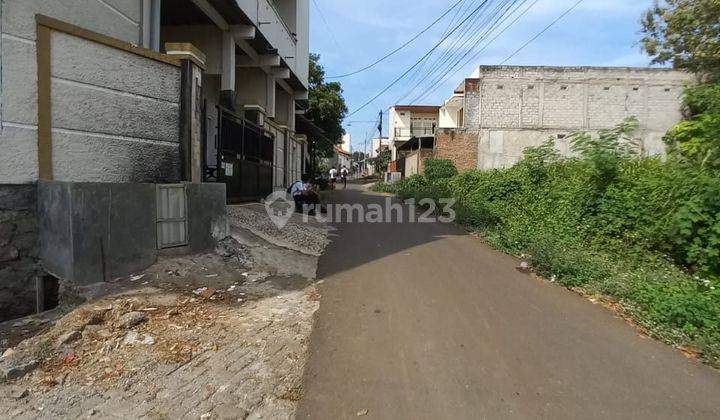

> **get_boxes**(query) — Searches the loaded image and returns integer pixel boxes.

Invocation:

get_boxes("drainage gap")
[36,274,59,312]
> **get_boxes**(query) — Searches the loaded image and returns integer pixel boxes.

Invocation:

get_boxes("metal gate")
[214,107,274,203]
[156,184,188,249]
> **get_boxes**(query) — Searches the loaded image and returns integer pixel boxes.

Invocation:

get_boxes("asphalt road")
[296,185,720,420]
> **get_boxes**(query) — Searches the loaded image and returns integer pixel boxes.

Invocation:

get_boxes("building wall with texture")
[1,0,147,184]
[48,31,182,183]
[0,0,178,321]
[448,66,694,170]
[435,129,478,171]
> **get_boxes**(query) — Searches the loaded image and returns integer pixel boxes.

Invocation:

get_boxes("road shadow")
[316,185,465,279]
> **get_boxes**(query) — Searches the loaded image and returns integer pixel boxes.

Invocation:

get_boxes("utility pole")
[378,110,383,138]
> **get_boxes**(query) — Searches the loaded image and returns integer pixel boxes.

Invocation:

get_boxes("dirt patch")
[0,236,321,419]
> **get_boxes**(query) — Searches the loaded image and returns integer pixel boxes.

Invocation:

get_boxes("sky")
[308,0,662,154]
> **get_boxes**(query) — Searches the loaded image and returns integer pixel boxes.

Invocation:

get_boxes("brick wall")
[435,130,478,171]
[0,185,41,321]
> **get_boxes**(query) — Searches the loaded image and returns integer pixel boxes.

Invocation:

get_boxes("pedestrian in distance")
[340,165,349,189]
[329,166,338,190]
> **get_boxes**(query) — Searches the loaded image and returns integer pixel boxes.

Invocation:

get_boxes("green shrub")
[424,158,458,182]
[664,114,720,169]
[371,181,397,194]
[394,174,428,200]
[684,83,720,116]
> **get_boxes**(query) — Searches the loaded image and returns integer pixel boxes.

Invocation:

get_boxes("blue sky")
[308,0,661,153]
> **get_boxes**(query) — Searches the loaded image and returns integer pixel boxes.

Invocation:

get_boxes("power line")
[412,0,540,104]
[311,0,343,52]
[399,0,497,100]
[327,0,466,79]
[397,0,518,104]
[409,0,583,106]
[500,0,585,64]
[347,0,492,117]
[404,0,472,87]
[410,0,537,104]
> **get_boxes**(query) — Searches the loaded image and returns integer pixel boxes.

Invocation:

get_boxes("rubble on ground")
[0,215,328,419]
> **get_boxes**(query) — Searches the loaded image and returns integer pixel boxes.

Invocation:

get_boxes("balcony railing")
[265,0,297,42]
[394,126,437,138]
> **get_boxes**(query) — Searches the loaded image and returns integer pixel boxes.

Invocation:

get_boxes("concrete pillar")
[287,95,296,131]
[220,31,236,110]
[266,77,276,118]
[141,0,161,50]
[169,43,207,182]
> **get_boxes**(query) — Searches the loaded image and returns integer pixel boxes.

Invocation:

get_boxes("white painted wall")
[233,0,307,89]
[49,32,181,182]
[370,137,388,158]
[0,0,148,184]
[439,95,463,128]
[341,133,352,153]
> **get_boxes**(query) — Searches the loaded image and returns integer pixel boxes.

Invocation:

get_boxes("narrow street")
[297,185,720,420]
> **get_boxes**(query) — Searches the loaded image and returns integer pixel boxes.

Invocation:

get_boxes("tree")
[374,148,391,173]
[308,53,348,158]
[640,0,720,81]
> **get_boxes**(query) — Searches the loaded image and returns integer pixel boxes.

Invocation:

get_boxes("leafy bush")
[394,174,428,200]
[370,181,397,194]
[665,114,720,169]
[684,83,720,116]
[423,158,458,182]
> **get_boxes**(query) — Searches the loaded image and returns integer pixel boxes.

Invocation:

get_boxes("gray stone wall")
[0,185,40,321]
[457,66,695,170]
[39,181,228,286]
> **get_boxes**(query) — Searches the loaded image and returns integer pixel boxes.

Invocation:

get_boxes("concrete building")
[0,0,310,321]
[161,0,310,196]
[340,133,352,154]
[330,145,351,170]
[370,136,389,158]
[388,105,440,161]
[436,65,694,171]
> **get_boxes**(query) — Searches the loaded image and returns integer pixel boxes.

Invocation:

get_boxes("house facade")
[388,105,440,161]
[160,0,310,199]
[436,65,694,170]
[330,145,351,170]
[370,136,389,158]
[0,0,310,321]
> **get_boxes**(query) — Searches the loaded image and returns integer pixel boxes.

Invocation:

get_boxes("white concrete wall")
[233,0,307,89]
[294,0,309,87]
[460,66,694,170]
[49,32,181,182]
[0,0,147,184]
[388,107,411,142]
[370,137,388,158]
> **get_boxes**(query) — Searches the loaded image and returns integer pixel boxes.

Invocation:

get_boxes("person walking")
[329,166,338,190]
[340,165,349,189]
